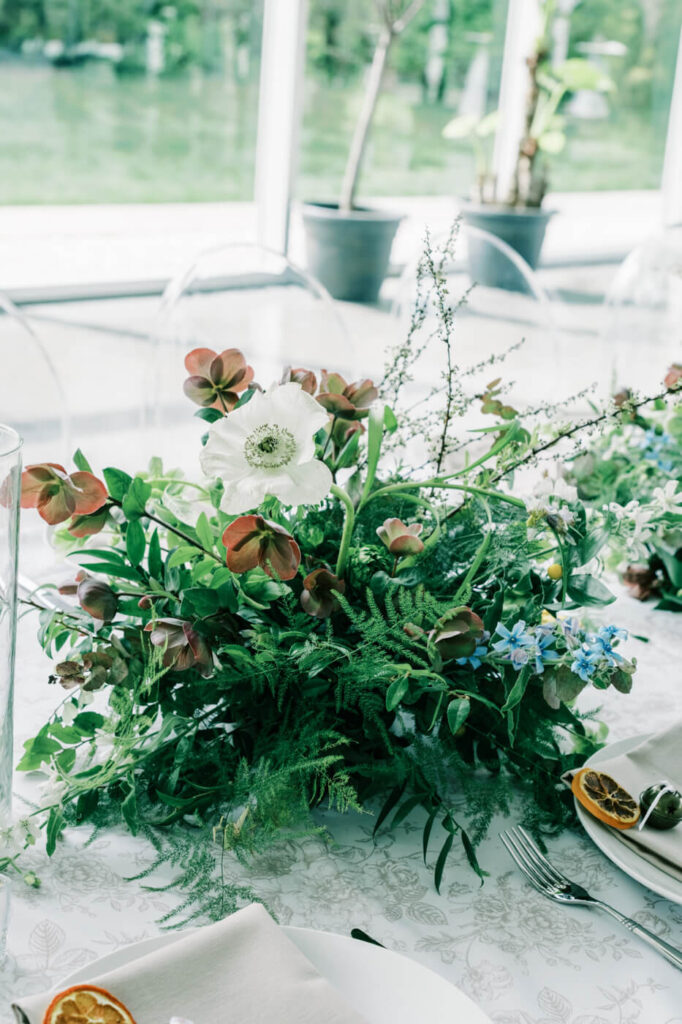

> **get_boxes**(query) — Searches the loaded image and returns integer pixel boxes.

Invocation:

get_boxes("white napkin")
[12,903,369,1024]
[573,722,682,883]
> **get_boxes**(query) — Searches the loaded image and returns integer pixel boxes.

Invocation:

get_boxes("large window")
[0,1,264,204]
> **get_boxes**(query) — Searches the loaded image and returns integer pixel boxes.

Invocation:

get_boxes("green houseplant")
[303,0,425,303]
[442,7,613,286]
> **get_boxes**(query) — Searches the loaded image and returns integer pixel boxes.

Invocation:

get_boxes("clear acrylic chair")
[147,243,350,472]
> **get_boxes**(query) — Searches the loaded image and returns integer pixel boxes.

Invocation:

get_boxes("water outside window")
[0,1,679,206]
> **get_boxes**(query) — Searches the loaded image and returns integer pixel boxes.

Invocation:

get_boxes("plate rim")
[57,923,492,1023]
[575,731,682,905]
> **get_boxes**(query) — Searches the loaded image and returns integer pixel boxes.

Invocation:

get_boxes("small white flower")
[533,469,578,504]
[652,480,682,515]
[39,777,68,805]
[61,700,78,726]
[200,383,333,515]
[78,689,95,707]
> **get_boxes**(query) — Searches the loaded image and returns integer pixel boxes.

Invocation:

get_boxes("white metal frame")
[254,0,309,253]
[662,25,682,227]
[492,0,543,203]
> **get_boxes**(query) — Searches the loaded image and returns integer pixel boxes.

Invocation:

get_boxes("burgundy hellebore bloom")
[282,366,317,395]
[20,463,108,526]
[300,568,346,618]
[77,577,118,623]
[183,347,255,412]
[377,518,425,556]
[222,514,301,581]
[144,618,212,673]
[664,364,682,390]
[317,371,378,420]
[429,607,485,661]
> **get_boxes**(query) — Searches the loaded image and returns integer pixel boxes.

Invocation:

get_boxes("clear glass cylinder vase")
[0,425,21,824]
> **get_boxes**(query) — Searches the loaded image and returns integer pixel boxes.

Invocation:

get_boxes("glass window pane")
[298,0,509,201]
[550,1,682,191]
[0,1,263,205]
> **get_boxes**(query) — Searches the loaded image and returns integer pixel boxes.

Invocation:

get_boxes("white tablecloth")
[2,591,682,1023]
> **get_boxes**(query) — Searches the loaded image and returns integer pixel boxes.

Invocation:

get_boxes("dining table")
[3,584,681,1024]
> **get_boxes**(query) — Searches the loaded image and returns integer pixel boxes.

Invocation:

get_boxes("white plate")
[60,924,491,1024]
[575,733,682,905]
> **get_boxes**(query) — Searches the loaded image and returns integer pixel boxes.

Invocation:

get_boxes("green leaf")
[461,829,487,882]
[46,806,65,856]
[501,664,532,713]
[578,527,609,566]
[126,520,146,567]
[195,512,215,553]
[334,430,361,469]
[167,545,200,569]
[73,711,105,736]
[422,806,438,863]
[194,407,223,423]
[383,405,398,433]
[434,831,455,893]
[56,747,76,773]
[148,529,163,579]
[373,781,407,838]
[360,403,385,504]
[567,574,615,607]
[121,780,139,835]
[385,675,409,711]
[446,697,470,735]
[78,561,143,583]
[121,476,152,520]
[49,722,82,744]
[17,730,61,771]
[73,448,93,473]
[103,467,133,503]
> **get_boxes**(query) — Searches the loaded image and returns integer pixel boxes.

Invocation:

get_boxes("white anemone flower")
[200,382,333,514]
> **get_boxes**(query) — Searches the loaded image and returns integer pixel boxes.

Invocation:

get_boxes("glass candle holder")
[0,425,22,825]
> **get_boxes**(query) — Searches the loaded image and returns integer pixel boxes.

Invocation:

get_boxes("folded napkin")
[570,722,682,883]
[13,903,369,1024]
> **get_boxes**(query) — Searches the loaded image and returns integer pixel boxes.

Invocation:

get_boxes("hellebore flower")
[144,618,212,673]
[316,370,378,419]
[20,463,108,526]
[183,347,255,412]
[300,568,345,618]
[664,363,682,390]
[376,518,424,556]
[77,577,118,623]
[200,382,332,514]
[67,505,110,538]
[282,366,317,395]
[223,514,301,581]
[429,606,485,661]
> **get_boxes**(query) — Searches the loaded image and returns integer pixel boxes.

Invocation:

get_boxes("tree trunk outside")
[339,24,393,213]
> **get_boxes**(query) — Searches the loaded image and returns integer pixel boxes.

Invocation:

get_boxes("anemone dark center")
[244,424,297,469]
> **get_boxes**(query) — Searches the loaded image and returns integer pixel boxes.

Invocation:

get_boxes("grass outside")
[0,58,667,205]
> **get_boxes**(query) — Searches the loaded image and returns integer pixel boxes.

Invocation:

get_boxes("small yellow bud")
[547,563,563,580]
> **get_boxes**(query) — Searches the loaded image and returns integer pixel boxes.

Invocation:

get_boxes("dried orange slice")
[572,767,640,830]
[43,985,137,1024]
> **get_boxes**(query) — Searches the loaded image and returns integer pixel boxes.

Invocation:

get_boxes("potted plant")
[302,1,425,303]
[442,16,613,288]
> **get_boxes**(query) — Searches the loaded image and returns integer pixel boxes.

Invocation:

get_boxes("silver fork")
[500,825,682,971]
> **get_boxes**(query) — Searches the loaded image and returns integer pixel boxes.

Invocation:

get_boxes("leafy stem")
[331,484,355,578]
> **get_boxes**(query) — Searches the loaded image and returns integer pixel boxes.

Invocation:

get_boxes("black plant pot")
[302,202,402,303]
[460,203,553,293]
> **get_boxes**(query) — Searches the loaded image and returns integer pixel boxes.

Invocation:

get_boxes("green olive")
[639,783,682,830]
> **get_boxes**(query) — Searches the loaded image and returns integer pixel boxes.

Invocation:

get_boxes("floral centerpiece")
[6,244,676,922]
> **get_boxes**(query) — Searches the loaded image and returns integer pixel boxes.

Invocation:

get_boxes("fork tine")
[500,830,549,896]
[514,826,567,885]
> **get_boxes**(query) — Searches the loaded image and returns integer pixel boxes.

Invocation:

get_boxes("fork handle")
[593,900,682,970]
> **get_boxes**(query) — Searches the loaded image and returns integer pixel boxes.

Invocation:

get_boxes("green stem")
[365,479,524,510]
[452,502,493,603]
[331,484,355,578]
